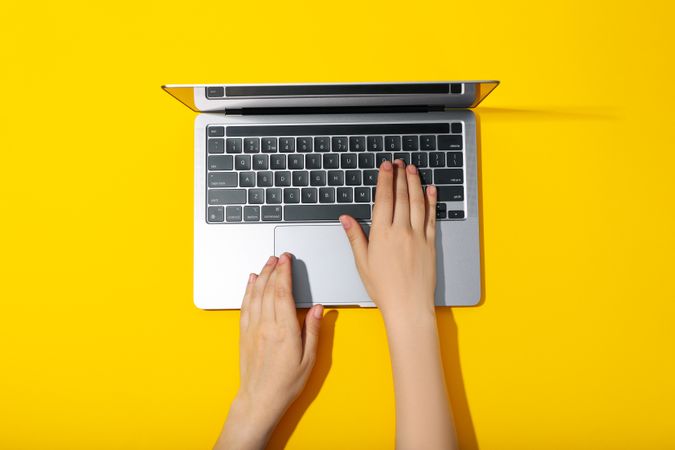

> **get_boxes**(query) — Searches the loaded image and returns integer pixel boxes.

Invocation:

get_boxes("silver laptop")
[163,81,498,309]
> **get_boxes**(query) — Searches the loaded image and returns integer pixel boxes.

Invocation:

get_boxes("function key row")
[207,134,463,154]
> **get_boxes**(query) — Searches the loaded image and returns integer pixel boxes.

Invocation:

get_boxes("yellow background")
[1,0,674,448]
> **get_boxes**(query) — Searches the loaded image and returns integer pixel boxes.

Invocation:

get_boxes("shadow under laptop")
[267,309,339,449]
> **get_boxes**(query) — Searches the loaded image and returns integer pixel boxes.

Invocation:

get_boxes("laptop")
[162,81,498,309]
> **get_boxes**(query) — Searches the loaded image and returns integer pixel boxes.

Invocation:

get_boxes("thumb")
[339,215,368,273]
[301,304,323,368]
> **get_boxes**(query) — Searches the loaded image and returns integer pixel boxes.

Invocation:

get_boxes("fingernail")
[248,273,257,283]
[339,215,351,230]
[266,255,277,265]
[407,164,417,174]
[278,253,288,265]
[427,185,437,195]
[381,160,393,171]
[313,304,324,319]
[394,159,404,167]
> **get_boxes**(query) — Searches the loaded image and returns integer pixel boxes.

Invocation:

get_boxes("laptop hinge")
[223,105,446,115]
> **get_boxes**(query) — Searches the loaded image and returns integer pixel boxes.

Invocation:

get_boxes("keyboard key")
[420,135,436,150]
[437,186,464,201]
[310,170,327,186]
[207,206,224,222]
[270,154,286,170]
[293,171,309,186]
[419,169,432,185]
[448,210,465,219]
[451,122,463,134]
[208,172,237,188]
[257,171,273,187]
[239,171,255,187]
[323,153,339,169]
[355,187,371,203]
[208,155,233,170]
[446,152,463,167]
[332,137,348,152]
[436,202,447,219]
[208,138,225,154]
[226,138,242,153]
[375,153,393,166]
[438,135,462,150]
[284,188,300,203]
[402,135,418,151]
[314,137,330,152]
[367,136,383,151]
[266,188,282,204]
[248,189,264,204]
[385,136,401,151]
[306,154,322,169]
[337,187,353,203]
[411,152,428,168]
[327,171,344,186]
[244,138,260,153]
[261,206,282,221]
[261,137,277,153]
[288,154,304,169]
[358,153,375,168]
[297,137,313,152]
[206,86,225,98]
[284,204,371,221]
[279,137,295,153]
[341,153,357,169]
[244,206,260,221]
[301,188,318,203]
[394,152,411,164]
[319,187,335,203]
[345,170,362,186]
[235,155,251,170]
[226,206,242,222]
[253,154,269,170]
[429,152,445,167]
[275,171,291,186]
[208,189,246,205]
[363,170,378,185]
[434,169,463,185]
[349,136,366,151]
[208,126,225,137]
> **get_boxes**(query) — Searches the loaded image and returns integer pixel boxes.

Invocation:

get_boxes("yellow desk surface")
[1,1,674,448]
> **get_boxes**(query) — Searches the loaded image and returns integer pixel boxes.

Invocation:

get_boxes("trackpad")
[274,225,371,305]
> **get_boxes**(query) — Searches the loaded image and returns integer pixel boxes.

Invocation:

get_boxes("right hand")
[339,159,438,319]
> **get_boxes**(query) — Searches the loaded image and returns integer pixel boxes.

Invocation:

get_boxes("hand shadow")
[436,309,479,449]
[267,309,339,449]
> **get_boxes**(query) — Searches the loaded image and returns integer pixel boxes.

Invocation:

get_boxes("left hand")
[215,253,323,450]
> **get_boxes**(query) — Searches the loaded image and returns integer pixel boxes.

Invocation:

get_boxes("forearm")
[383,305,457,450]
[214,395,280,450]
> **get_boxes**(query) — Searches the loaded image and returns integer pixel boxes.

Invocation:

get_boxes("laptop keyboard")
[205,122,466,223]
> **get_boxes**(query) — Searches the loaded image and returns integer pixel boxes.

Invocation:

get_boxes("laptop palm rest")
[274,225,371,306]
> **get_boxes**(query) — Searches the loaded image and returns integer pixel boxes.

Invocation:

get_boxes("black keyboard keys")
[244,206,260,221]
[252,154,268,170]
[270,154,286,170]
[363,170,378,185]
[319,187,335,203]
[297,137,313,152]
[420,135,436,150]
[358,153,375,168]
[209,189,246,205]
[341,153,357,169]
[337,187,353,203]
[248,189,264,204]
[288,154,304,170]
[310,170,327,186]
[208,138,225,154]
[244,138,260,153]
[257,171,273,187]
[434,169,463,185]
[226,138,242,153]
[345,170,361,185]
[429,152,445,167]
[293,171,309,186]
[446,152,463,167]
[208,206,224,222]
[266,188,282,204]
[275,171,291,186]
[208,155,233,170]
[235,155,251,170]
[314,137,330,152]
[367,136,383,151]
[411,152,428,168]
[332,137,348,152]
[208,126,225,137]
[302,188,318,203]
[208,172,237,188]
[226,206,242,222]
[279,137,295,153]
[385,136,401,151]
[306,154,322,169]
[438,135,462,150]
[284,204,371,221]
[240,171,255,187]
[261,206,282,221]
[355,187,370,202]
[284,188,300,203]
[437,186,464,201]
[402,135,418,151]
[261,137,277,153]
[323,153,339,169]
[349,136,366,151]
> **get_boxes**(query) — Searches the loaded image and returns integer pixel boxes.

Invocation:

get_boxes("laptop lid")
[162,81,499,112]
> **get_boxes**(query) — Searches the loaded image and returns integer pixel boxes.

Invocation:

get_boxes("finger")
[425,185,438,242]
[273,253,300,329]
[373,160,394,225]
[261,261,279,322]
[339,215,369,275]
[240,273,257,329]
[406,164,425,232]
[392,159,410,227]
[250,255,278,321]
[301,304,323,369]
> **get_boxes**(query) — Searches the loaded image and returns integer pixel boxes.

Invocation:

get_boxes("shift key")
[208,189,246,205]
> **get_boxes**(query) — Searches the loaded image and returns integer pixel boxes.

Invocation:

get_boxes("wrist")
[216,394,281,450]
[379,297,437,326]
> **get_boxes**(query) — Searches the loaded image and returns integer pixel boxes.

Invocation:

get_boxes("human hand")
[339,159,437,320]
[215,253,323,450]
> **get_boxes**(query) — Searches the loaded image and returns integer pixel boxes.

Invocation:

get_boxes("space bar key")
[284,205,371,221]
